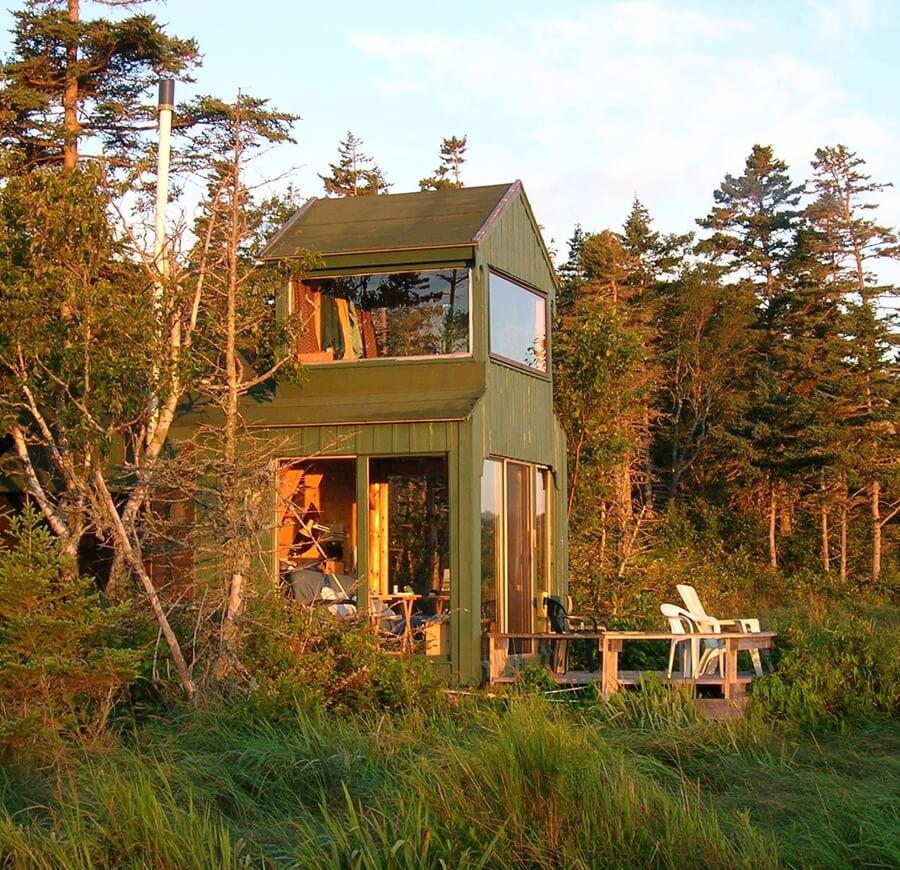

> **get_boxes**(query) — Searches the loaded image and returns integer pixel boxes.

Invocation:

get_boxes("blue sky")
[2,0,899,273]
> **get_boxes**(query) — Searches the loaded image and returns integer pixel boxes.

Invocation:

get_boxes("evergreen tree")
[558,224,586,307]
[0,0,199,174]
[319,131,389,197]
[805,145,900,579]
[0,504,139,749]
[697,146,806,568]
[186,93,307,679]
[697,144,804,300]
[419,134,467,190]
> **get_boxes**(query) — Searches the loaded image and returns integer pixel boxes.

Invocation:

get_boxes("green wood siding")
[477,192,558,302]
[480,362,555,463]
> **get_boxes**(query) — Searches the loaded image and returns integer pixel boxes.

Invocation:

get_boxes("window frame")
[487,268,550,378]
[289,266,474,366]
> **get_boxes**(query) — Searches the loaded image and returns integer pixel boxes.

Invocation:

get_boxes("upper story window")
[488,271,548,373]
[292,268,469,363]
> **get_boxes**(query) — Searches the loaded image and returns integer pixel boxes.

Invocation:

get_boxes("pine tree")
[697,144,804,301]
[186,93,307,679]
[419,134,467,190]
[0,0,199,174]
[319,131,390,197]
[0,504,139,748]
[805,145,900,579]
[557,225,586,306]
[697,145,806,569]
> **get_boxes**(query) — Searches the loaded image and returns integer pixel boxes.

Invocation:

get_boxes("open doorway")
[368,456,451,657]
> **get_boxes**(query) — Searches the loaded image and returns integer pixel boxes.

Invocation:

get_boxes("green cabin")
[233,181,566,684]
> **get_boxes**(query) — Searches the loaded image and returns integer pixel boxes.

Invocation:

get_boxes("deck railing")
[488,630,776,700]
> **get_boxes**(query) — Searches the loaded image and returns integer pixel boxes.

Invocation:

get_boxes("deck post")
[489,635,508,683]
[723,635,741,700]
[601,638,621,698]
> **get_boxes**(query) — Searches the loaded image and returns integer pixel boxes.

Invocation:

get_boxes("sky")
[2,0,899,274]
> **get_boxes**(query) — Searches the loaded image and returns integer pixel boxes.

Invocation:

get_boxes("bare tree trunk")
[216,113,249,680]
[768,481,778,570]
[93,469,196,700]
[839,476,849,583]
[872,479,881,581]
[599,501,608,569]
[63,0,80,170]
[820,476,830,573]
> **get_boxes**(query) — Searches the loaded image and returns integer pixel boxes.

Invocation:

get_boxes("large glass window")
[480,460,503,626]
[480,458,552,657]
[489,272,547,372]
[369,456,451,658]
[506,462,533,651]
[292,269,469,363]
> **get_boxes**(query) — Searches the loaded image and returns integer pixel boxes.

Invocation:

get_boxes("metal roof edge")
[258,196,319,260]
[471,180,520,243]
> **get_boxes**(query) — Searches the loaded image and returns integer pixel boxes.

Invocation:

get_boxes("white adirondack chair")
[676,584,763,676]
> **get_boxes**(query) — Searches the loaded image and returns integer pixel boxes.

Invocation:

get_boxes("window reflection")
[480,460,503,626]
[489,272,547,372]
[293,269,469,363]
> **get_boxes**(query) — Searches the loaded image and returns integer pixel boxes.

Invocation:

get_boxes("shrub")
[0,506,139,754]
[240,591,445,716]
[751,605,900,729]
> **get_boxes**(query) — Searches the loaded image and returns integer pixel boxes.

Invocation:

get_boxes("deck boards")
[490,669,758,686]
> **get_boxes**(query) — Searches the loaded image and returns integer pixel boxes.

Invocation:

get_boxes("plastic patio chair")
[660,603,699,678]
[676,584,763,676]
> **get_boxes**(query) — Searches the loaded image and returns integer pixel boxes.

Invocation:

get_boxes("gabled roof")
[259,182,518,261]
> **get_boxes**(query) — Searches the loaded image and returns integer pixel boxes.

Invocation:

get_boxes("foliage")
[319,130,390,197]
[419,134,467,190]
[0,0,199,173]
[593,675,701,730]
[751,604,900,729]
[241,592,444,715]
[0,506,139,753]
[1,694,898,867]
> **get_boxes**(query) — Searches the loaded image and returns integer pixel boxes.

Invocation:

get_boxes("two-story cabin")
[249,181,567,684]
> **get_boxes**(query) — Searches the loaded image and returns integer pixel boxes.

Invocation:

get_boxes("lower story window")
[278,458,358,599]
[369,456,451,658]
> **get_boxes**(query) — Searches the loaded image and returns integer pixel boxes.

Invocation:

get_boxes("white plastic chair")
[660,603,698,678]
[676,584,763,676]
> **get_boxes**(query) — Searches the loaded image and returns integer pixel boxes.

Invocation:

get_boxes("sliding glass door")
[506,462,533,644]
[480,458,551,655]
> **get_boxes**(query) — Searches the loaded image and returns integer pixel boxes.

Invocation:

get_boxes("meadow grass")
[1,698,897,869]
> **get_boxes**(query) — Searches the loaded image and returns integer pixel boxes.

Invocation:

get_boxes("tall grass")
[0,698,778,869]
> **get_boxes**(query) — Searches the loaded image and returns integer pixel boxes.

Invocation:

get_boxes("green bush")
[240,591,445,716]
[751,605,900,729]
[0,507,139,754]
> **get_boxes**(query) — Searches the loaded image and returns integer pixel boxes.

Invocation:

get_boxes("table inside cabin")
[369,593,451,651]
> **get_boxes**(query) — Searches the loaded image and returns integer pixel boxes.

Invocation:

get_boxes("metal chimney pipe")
[154,78,175,275]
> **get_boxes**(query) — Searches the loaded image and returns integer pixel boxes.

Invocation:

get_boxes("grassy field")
[1,572,897,868]
[0,697,897,869]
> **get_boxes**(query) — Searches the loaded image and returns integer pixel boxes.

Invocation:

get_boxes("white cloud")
[804,0,876,38]
[351,0,900,270]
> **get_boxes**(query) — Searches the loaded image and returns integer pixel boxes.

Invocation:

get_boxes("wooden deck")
[488,629,776,701]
